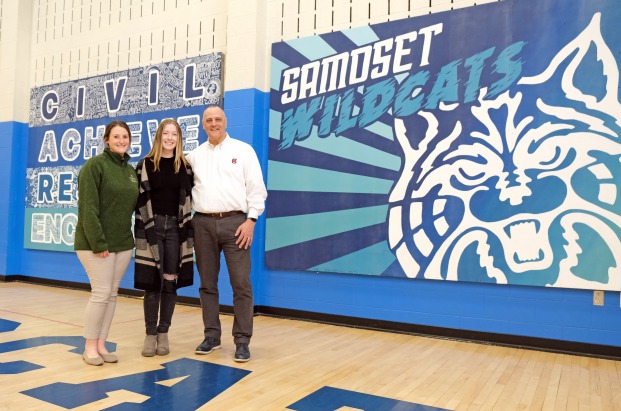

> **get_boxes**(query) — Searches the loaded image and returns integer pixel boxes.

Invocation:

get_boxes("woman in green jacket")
[74,120,139,366]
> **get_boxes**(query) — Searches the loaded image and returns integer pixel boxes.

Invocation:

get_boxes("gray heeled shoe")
[82,351,104,366]
[156,333,169,355]
[142,334,157,357]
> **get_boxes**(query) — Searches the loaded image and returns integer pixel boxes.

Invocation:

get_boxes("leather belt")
[196,210,245,219]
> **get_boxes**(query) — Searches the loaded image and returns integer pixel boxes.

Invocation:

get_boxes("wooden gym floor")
[0,282,619,410]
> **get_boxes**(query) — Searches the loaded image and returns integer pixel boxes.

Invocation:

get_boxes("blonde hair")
[146,118,188,172]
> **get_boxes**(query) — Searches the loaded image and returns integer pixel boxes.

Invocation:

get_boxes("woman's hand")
[95,250,110,258]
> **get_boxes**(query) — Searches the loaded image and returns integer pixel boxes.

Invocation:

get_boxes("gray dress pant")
[193,212,253,344]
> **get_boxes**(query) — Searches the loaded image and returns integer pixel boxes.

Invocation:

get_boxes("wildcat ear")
[518,13,621,131]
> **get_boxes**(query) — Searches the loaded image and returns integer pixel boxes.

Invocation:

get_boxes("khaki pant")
[77,250,132,340]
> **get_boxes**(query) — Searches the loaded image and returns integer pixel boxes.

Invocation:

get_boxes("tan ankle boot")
[156,333,169,355]
[142,334,157,357]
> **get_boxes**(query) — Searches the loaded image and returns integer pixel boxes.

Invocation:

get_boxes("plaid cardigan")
[133,157,194,291]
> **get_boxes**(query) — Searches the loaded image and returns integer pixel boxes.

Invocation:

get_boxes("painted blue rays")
[267,24,409,275]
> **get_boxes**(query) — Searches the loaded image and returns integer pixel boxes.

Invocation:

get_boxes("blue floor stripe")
[0,318,20,333]
[0,336,115,374]
[0,336,114,355]
[288,386,451,411]
[0,360,43,374]
[21,358,251,410]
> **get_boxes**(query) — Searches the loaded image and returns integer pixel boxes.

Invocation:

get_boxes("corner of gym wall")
[0,0,32,275]
[225,0,269,92]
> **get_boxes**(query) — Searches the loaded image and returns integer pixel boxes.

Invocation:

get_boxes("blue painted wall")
[2,89,620,348]
[0,121,27,275]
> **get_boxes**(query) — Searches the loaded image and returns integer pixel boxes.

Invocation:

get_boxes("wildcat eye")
[539,146,562,167]
[457,167,485,182]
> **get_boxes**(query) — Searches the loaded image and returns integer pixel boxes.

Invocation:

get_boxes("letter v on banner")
[104,77,128,113]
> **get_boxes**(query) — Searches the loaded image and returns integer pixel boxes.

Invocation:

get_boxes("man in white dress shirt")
[187,105,267,362]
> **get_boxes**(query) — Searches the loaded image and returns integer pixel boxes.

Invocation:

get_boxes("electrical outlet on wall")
[593,290,604,306]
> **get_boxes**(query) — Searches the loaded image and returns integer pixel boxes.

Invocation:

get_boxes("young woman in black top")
[134,118,194,356]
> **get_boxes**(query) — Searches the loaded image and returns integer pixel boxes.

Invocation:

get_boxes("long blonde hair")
[146,118,188,172]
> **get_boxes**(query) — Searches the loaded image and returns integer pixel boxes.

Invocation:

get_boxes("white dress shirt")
[187,134,267,219]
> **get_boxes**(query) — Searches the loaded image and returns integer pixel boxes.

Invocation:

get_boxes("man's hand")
[235,219,256,249]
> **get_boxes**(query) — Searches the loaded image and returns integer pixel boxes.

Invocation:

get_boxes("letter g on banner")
[40,91,59,122]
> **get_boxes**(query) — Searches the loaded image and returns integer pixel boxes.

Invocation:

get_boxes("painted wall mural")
[25,54,222,252]
[267,0,621,290]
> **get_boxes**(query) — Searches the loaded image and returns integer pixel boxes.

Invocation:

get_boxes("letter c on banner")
[41,91,59,122]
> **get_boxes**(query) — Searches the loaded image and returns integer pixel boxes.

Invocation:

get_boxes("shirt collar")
[207,133,229,149]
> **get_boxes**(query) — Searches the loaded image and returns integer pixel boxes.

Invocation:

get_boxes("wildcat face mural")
[268,0,621,290]
[388,14,621,289]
